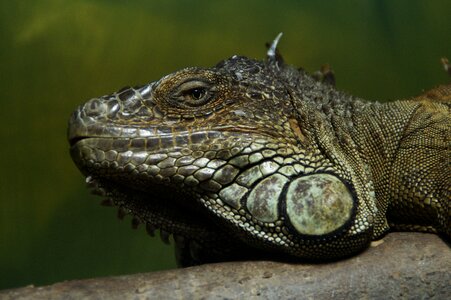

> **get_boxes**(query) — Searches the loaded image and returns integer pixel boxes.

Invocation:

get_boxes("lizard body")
[68,37,450,266]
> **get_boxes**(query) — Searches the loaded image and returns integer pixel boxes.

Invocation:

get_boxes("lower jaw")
[85,176,262,263]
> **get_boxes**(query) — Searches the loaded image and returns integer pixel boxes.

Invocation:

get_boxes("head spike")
[267,32,283,61]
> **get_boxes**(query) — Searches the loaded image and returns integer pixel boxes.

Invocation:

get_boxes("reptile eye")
[186,88,206,101]
[173,80,215,107]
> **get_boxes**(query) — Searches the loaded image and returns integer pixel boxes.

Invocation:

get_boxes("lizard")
[68,34,450,267]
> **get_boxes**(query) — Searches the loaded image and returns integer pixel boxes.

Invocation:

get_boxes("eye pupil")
[190,88,205,100]
[174,82,213,107]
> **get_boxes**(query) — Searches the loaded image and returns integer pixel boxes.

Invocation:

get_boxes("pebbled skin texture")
[68,41,450,266]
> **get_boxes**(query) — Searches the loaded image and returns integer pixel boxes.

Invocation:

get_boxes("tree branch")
[1,232,450,299]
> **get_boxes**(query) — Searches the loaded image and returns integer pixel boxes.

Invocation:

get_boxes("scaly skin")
[68,38,450,266]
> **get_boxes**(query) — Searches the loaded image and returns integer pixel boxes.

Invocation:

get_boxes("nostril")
[89,100,99,110]
[84,98,109,117]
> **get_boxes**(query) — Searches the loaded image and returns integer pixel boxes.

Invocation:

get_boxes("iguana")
[68,35,450,266]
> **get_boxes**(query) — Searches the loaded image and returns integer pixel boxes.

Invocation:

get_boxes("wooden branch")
[1,232,450,299]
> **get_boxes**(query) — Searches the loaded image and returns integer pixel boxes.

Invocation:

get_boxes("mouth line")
[68,124,274,148]
[69,136,89,147]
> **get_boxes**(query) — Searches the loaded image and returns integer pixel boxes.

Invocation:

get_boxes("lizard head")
[68,37,375,266]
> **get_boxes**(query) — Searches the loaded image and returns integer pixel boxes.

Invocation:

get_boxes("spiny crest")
[212,33,288,89]
[266,32,284,66]
[215,32,285,73]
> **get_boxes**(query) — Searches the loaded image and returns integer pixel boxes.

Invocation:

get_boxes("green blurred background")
[1,0,450,290]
